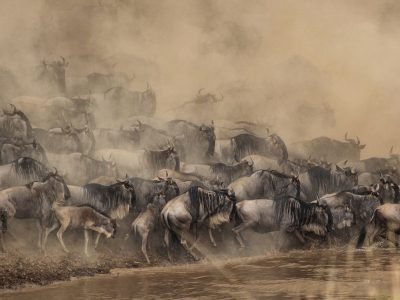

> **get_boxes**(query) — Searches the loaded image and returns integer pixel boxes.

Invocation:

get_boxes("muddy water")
[3,249,400,299]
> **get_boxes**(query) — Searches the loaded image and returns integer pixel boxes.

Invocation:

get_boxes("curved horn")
[390,146,394,155]
[137,120,142,127]
[53,167,58,176]
[356,136,360,145]
[146,82,150,89]
[198,88,204,95]
[9,103,16,114]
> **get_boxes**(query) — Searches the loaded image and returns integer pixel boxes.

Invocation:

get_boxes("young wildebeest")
[161,186,236,261]
[299,165,358,201]
[0,138,48,165]
[67,179,135,248]
[0,170,70,252]
[233,197,333,249]
[53,204,116,256]
[228,169,300,202]
[128,193,166,263]
[0,157,50,189]
[356,203,400,248]
[180,160,253,185]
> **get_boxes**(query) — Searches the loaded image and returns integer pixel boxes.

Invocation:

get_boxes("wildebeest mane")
[82,182,131,212]
[274,196,332,231]
[231,133,266,161]
[10,157,49,182]
[147,148,178,171]
[187,186,234,221]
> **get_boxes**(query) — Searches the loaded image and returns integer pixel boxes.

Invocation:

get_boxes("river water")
[2,249,400,299]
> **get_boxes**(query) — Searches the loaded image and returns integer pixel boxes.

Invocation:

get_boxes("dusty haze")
[0,0,399,158]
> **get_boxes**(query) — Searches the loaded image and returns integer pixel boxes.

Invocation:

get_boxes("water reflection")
[3,249,400,299]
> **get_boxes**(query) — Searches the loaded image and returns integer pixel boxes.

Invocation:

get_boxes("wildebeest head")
[335,165,358,187]
[40,56,68,94]
[152,192,167,208]
[267,133,288,164]
[100,218,117,239]
[153,176,180,201]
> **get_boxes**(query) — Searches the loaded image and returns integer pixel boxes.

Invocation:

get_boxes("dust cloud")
[0,0,399,158]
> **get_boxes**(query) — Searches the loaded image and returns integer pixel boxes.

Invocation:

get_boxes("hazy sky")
[1,0,400,157]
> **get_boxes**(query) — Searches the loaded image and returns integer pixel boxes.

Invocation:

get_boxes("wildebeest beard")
[81,183,132,218]
[187,186,235,224]
[10,157,50,183]
[273,196,333,232]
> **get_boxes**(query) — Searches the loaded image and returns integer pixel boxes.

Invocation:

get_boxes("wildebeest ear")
[335,165,344,172]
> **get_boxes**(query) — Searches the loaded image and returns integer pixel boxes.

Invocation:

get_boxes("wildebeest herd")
[0,59,399,263]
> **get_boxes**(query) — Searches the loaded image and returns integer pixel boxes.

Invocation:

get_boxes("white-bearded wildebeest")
[53,204,117,256]
[289,133,366,163]
[0,157,50,189]
[33,124,95,155]
[129,193,166,263]
[47,153,118,185]
[94,146,179,179]
[228,169,301,202]
[0,104,33,139]
[161,186,236,261]
[0,138,48,165]
[181,160,254,185]
[165,120,215,163]
[67,179,135,248]
[0,170,70,252]
[233,197,333,249]
[356,203,400,249]
[229,133,288,164]
[129,176,179,212]
[298,165,358,201]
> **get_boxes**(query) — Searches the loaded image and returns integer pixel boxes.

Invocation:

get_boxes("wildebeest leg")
[232,221,255,248]
[36,220,42,249]
[0,232,5,252]
[141,230,150,264]
[386,230,399,247]
[293,229,306,244]
[84,230,90,256]
[208,228,217,248]
[94,233,101,249]
[164,229,173,261]
[41,222,59,253]
[180,230,200,260]
[56,225,69,253]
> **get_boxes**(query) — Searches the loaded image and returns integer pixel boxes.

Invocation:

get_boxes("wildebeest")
[165,120,215,162]
[230,133,288,163]
[129,193,166,263]
[240,155,311,174]
[233,197,333,249]
[53,204,117,256]
[86,71,134,92]
[228,169,300,202]
[37,56,68,95]
[161,186,236,260]
[356,203,400,248]
[47,153,118,185]
[0,138,48,165]
[94,146,179,179]
[181,160,254,185]
[129,176,179,212]
[299,166,358,201]
[0,170,70,252]
[289,133,366,163]
[67,179,135,248]
[0,104,33,139]
[0,157,50,188]
[0,207,8,252]
[93,127,140,150]
[33,124,95,155]
[96,84,156,123]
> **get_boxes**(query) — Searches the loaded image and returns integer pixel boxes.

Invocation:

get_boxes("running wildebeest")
[233,197,333,249]
[94,146,179,179]
[0,104,33,139]
[129,193,166,263]
[289,133,366,163]
[0,169,70,252]
[0,157,50,188]
[129,176,179,212]
[0,138,48,165]
[67,179,135,248]
[228,169,300,202]
[299,165,358,201]
[47,153,118,185]
[230,133,288,164]
[161,186,236,261]
[181,160,254,185]
[53,204,117,256]
[165,120,215,162]
[356,203,400,248]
